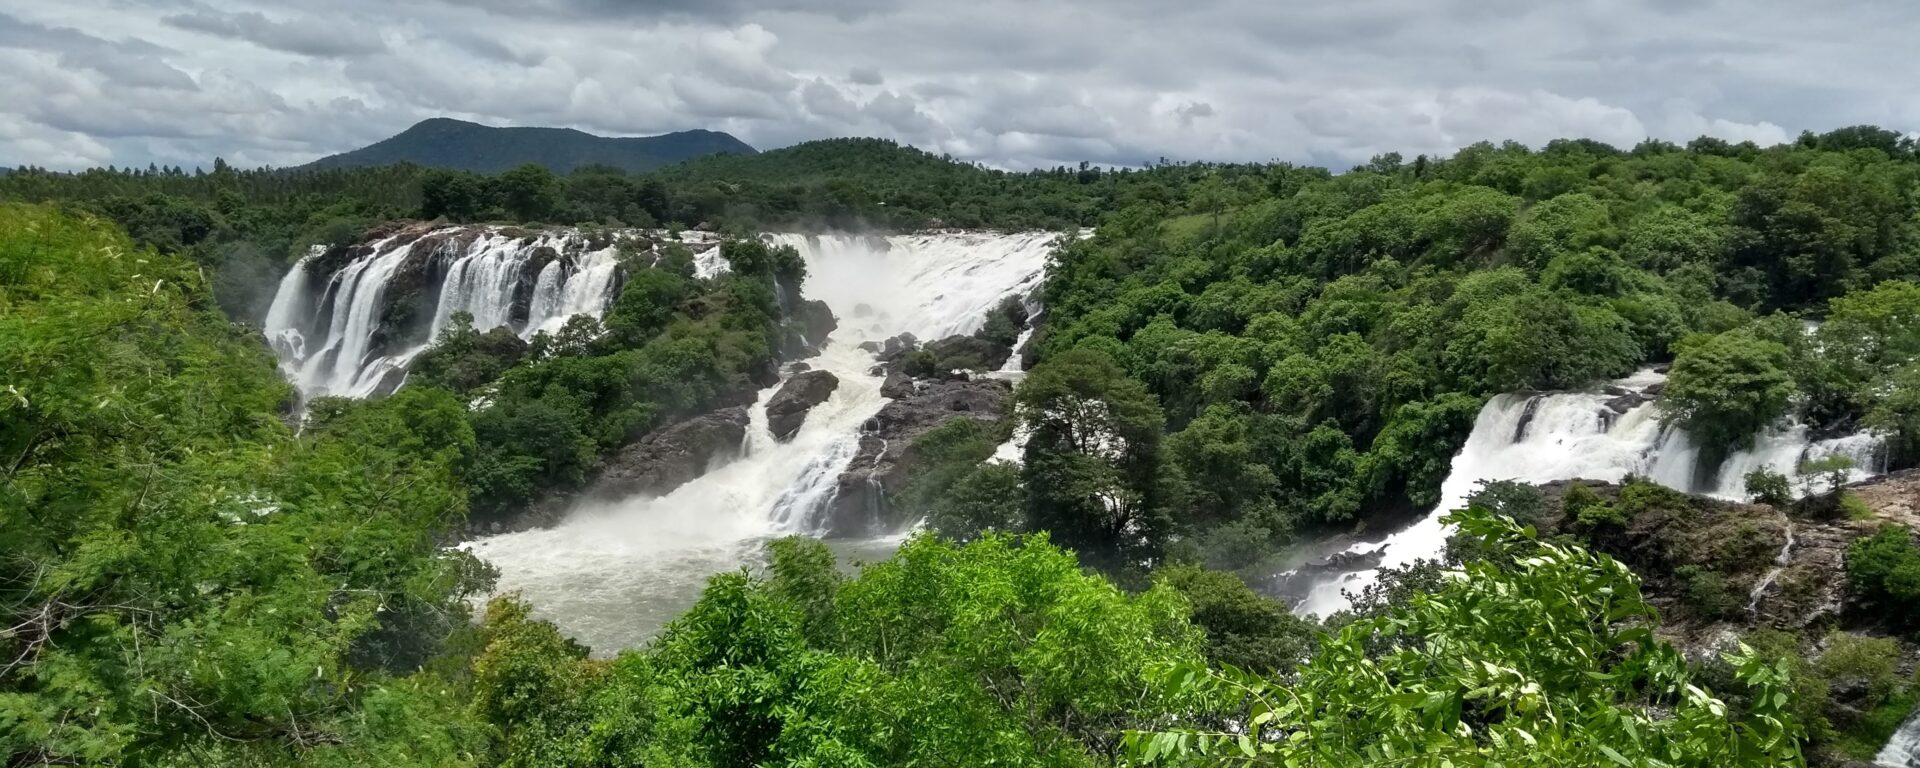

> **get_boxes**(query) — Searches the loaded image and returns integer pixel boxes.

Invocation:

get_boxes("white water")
[1746,516,1796,614]
[1879,714,1920,767]
[263,226,718,402]
[1293,368,1886,617]
[465,231,1055,652]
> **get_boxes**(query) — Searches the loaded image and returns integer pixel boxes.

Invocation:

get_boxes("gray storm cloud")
[0,0,1914,171]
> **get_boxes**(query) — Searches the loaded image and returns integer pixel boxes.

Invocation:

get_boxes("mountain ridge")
[303,117,756,174]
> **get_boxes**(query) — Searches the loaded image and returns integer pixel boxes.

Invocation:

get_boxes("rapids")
[1879,714,1920,767]
[1290,368,1886,618]
[263,226,719,402]
[463,231,1055,652]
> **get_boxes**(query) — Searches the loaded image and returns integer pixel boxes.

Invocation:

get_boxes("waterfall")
[1746,516,1795,614]
[1879,714,1920,767]
[263,225,721,402]
[464,231,1056,652]
[1291,368,1886,617]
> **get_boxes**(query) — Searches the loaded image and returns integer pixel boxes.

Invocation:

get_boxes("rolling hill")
[303,118,755,174]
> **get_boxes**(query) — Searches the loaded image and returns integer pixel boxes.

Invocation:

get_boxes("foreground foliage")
[0,205,491,765]
[473,534,1206,767]
[1130,510,1805,767]
[1015,127,1920,573]
[410,238,801,524]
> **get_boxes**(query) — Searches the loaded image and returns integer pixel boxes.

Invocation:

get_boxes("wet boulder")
[590,407,751,500]
[922,333,1013,373]
[823,377,1013,537]
[782,299,838,357]
[795,299,837,349]
[508,246,564,327]
[765,370,840,441]
[857,332,919,361]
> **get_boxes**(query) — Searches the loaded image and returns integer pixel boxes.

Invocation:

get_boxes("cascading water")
[1879,716,1920,767]
[1746,516,1795,614]
[1291,368,1886,618]
[464,231,1056,652]
[262,225,721,402]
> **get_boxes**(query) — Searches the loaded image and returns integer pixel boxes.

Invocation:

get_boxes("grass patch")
[1161,212,1215,244]
[1843,491,1878,521]
[1834,689,1918,760]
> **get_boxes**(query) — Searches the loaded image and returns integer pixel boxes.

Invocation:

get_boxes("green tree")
[0,205,490,765]
[1662,328,1796,457]
[1130,509,1805,767]
[494,164,560,221]
[419,169,489,221]
[1506,192,1614,270]
[1020,348,1171,570]
[1845,526,1920,631]
[1156,566,1319,677]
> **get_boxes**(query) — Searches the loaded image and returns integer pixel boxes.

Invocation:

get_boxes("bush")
[1616,478,1693,516]
[1156,565,1319,676]
[1816,632,1903,704]
[1565,481,1626,530]
[1745,467,1792,507]
[1800,454,1857,497]
[1845,526,1920,630]
[1841,492,1877,521]
[925,462,1025,542]
[1677,564,1739,619]
[1467,479,1546,526]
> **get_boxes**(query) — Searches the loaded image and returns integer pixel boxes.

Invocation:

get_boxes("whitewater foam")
[264,226,720,402]
[1292,369,1884,617]
[464,231,1055,651]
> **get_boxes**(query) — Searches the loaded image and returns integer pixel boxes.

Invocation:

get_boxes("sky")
[2,0,1917,172]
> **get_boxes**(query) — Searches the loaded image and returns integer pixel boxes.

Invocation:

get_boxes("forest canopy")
[6,123,1920,766]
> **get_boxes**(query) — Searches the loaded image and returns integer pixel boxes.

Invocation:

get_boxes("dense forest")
[5,125,1920,765]
[303,118,757,175]
[0,137,1223,322]
[985,127,1920,575]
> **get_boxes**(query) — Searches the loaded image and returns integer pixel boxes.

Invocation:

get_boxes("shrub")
[1845,526,1920,631]
[1841,492,1877,521]
[1800,454,1857,498]
[1816,632,1903,704]
[1745,467,1792,507]
[1467,479,1546,526]
[1676,565,1739,619]
[1565,481,1626,529]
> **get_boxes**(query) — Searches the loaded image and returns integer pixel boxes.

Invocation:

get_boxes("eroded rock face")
[508,246,563,327]
[589,406,751,501]
[790,299,837,355]
[923,334,1012,372]
[372,227,482,351]
[766,370,840,441]
[823,377,1013,537]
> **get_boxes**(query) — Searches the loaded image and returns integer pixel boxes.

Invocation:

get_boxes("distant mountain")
[303,118,756,174]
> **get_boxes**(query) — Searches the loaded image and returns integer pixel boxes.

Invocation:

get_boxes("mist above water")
[1291,368,1884,618]
[464,231,1056,652]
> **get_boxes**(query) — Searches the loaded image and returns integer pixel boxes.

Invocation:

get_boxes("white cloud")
[1,0,1916,171]
[162,7,388,58]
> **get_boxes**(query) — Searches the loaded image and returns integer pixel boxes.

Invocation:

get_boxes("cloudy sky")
[3,0,1916,171]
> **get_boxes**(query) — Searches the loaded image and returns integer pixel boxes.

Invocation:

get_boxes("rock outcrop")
[507,245,562,326]
[1529,479,1864,643]
[823,377,1013,537]
[786,299,837,356]
[1851,468,1920,529]
[857,332,919,361]
[765,371,839,441]
[590,406,751,501]
[923,334,1012,372]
